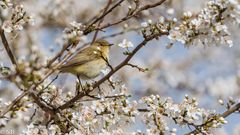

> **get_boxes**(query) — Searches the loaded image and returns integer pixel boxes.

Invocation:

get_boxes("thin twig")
[127,63,148,72]
[99,26,141,39]
[46,42,70,68]
[83,94,130,102]
[107,79,115,89]
[58,111,79,130]
[46,41,78,68]
[0,91,28,118]
[84,0,125,34]
[0,29,20,73]
[44,75,59,89]
[91,0,112,44]
[221,102,240,118]
[99,0,167,30]
[29,108,37,123]
[185,102,240,135]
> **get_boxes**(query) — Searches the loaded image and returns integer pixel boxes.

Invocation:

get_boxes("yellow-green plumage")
[60,39,111,80]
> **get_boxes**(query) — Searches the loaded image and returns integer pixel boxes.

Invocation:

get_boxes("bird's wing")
[61,47,101,68]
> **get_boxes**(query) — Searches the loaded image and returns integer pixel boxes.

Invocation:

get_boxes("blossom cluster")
[1,3,34,32]
[140,95,227,134]
[140,17,169,39]
[118,39,134,48]
[140,0,239,48]
[21,83,139,134]
[0,96,33,129]
[36,83,65,107]
[62,21,86,43]
[167,0,239,47]
[18,87,231,135]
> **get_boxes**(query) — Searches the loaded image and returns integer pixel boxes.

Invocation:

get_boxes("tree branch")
[0,91,28,118]
[221,102,240,118]
[186,102,240,135]
[91,0,112,44]
[84,0,125,34]
[0,29,20,73]
[98,0,167,30]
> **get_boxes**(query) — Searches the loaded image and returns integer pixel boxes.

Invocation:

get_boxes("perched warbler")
[59,39,113,80]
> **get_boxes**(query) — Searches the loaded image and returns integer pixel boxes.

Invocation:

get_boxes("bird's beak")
[109,44,114,46]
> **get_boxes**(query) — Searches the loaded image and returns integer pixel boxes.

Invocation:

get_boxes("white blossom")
[2,20,13,32]
[118,39,134,48]
[101,68,110,76]
[167,8,175,15]
[141,22,148,27]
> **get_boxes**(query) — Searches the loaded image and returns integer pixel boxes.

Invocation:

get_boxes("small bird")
[59,39,113,81]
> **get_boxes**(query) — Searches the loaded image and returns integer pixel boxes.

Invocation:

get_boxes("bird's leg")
[97,85,103,96]
[76,75,84,94]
